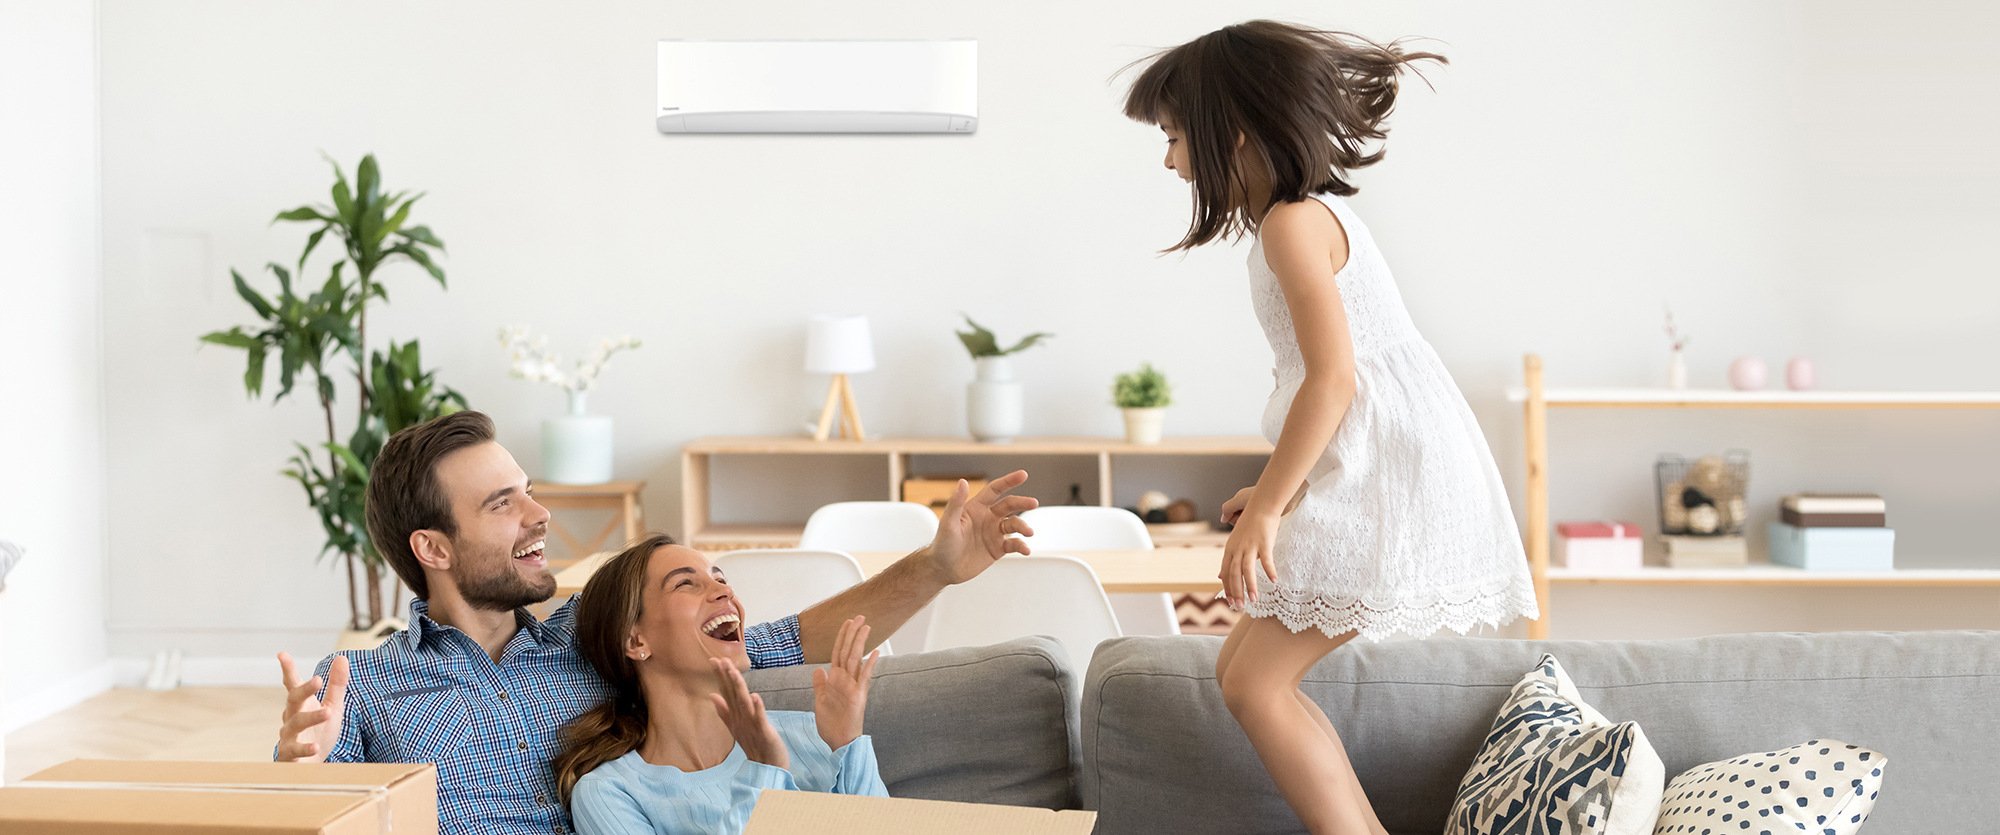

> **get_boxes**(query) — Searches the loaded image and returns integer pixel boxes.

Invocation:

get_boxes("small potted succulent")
[957,315,1052,443]
[1114,363,1173,445]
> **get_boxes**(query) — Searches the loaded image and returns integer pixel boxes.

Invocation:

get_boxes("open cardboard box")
[745,791,1096,834]
[0,759,438,834]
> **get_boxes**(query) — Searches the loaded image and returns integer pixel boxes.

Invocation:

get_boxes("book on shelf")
[1662,535,1748,568]
[1780,508,1888,528]
[1781,493,1887,515]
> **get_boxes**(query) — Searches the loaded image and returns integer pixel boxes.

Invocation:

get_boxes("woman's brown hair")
[1122,20,1445,251]
[551,533,675,804]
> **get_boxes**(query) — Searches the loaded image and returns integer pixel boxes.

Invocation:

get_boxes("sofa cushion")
[1447,654,1664,835]
[1654,738,1885,835]
[1080,631,1999,835]
[747,635,1079,809]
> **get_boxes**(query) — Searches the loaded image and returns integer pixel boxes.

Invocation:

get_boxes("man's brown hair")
[365,410,496,600]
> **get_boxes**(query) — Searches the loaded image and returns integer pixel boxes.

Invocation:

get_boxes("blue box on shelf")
[1767,522,1895,571]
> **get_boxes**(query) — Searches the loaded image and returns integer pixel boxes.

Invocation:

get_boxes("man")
[274,411,1036,835]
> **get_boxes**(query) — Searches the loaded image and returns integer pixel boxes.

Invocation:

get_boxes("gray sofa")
[746,630,2000,833]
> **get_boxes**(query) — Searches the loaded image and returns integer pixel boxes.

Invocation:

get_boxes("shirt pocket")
[382,683,476,775]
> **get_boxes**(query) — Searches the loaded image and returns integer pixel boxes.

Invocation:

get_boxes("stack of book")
[1662,533,1749,568]
[1769,493,1895,571]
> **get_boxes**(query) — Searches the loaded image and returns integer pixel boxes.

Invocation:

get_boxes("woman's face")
[627,544,750,675]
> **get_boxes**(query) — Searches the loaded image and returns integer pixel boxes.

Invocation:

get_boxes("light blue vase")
[543,390,613,484]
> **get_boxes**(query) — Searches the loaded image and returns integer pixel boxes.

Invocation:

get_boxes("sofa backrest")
[748,635,1080,809]
[1081,631,2000,834]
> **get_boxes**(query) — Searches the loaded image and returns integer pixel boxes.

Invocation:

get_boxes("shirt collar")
[403,597,558,652]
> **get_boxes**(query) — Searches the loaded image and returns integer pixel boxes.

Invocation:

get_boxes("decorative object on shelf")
[958,314,1051,444]
[1656,451,1750,538]
[502,327,643,483]
[1128,490,1201,526]
[1661,534,1748,568]
[1113,362,1173,445]
[1786,356,1817,390]
[1554,521,1643,571]
[199,154,463,641]
[1780,493,1887,528]
[1662,306,1691,389]
[1727,356,1767,390]
[804,314,875,442]
[903,474,988,518]
[1769,522,1895,571]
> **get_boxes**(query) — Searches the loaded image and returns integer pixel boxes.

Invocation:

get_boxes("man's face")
[430,441,554,611]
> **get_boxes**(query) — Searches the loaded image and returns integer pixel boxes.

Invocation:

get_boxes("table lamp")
[806,314,875,441]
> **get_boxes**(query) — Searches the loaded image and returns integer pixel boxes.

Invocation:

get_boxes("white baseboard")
[109,655,278,689]
[2,661,115,735]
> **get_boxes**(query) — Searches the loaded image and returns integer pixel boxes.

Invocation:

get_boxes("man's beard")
[455,547,558,612]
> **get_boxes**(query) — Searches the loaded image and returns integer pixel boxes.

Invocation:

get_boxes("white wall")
[1,0,112,738]
[91,0,1999,668]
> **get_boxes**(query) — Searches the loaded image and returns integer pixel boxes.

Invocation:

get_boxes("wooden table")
[534,480,646,563]
[555,547,1225,597]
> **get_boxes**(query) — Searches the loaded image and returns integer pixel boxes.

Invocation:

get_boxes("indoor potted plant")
[498,327,643,484]
[200,154,463,649]
[957,314,1052,443]
[1114,363,1173,445]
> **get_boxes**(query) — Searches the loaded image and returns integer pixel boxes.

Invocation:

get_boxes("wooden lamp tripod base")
[814,373,867,441]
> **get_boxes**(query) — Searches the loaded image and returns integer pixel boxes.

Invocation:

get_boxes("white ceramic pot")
[1123,407,1166,445]
[967,356,1023,443]
[1667,349,1688,390]
[544,390,614,483]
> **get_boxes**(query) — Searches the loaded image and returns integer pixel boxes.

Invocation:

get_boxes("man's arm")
[793,471,1038,663]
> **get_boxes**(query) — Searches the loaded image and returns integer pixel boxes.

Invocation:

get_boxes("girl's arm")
[1222,200,1357,605]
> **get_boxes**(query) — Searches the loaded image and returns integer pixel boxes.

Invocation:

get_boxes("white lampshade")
[804,314,876,374]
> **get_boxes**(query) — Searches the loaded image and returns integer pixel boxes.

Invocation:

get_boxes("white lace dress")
[1240,192,1539,642]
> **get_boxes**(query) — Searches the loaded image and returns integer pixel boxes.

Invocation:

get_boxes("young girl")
[554,534,887,834]
[1123,21,1539,834]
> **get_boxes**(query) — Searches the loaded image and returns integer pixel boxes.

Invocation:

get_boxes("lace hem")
[1240,578,1541,643]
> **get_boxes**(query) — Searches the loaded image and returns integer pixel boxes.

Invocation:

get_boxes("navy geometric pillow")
[1448,654,1666,835]
[1653,739,1885,835]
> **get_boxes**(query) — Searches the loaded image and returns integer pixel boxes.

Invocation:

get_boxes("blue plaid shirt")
[294,597,803,835]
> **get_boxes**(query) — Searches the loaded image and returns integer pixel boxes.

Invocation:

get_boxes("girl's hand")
[1219,511,1279,608]
[710,658,789,770]
[1219,487,1256,526]
[813,616,880,751]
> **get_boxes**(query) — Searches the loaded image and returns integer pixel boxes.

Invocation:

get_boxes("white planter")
[544,390,614,484]
[1666,349,1688,390]
[967,356,1023,443]
[1122,407,1166,445]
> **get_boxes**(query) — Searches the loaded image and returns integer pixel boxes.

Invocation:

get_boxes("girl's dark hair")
[552,533,676,805]
[1122,20,1445,251]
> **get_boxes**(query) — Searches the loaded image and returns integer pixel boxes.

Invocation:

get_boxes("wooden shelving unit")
[681,435,1272,551]
[1512,354,2000,638]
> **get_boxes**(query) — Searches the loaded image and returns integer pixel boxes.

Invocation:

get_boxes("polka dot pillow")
[1653,739,1886,835]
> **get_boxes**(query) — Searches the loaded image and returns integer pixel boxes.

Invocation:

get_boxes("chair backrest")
[799,502,940,553]
[1019,506,1154,552]
[715,548,867,626]
[923,556,1122,676]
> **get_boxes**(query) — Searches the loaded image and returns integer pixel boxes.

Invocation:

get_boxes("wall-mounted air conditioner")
[657,39,977,134]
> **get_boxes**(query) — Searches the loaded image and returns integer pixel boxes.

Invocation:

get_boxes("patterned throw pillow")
[1448,654,1666,835]
[1653,739,1886,835]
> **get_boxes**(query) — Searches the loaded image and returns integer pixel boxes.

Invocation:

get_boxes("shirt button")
[536,793,547,804]
[517,741,529,751]
[497,691,508,700]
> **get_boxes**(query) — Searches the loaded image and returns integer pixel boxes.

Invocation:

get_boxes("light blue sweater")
[570,710,888,835]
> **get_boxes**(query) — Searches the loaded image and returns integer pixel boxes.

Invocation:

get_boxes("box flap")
[745,791,1096,834]
[0,760,437,835]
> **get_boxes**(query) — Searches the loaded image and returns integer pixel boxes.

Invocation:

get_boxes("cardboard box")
[902,476,988,519]
[0,760,438,835]
[1555,521,1643,571]
[744,791,1096,834]
[1768,522,1896,571]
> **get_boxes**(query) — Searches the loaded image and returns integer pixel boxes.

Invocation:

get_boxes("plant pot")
[544,390,614,484]
[1123,407,1166,445]
[334,617,408,652]
[967,356,1023,443]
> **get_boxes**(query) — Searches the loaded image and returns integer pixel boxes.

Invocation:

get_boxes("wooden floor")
[4,687,282,783]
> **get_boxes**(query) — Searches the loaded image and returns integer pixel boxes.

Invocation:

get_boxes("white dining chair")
[715,548,890,655]
[1018,506,1181,637]
[798,501,940,650]
[922,555,1122,678]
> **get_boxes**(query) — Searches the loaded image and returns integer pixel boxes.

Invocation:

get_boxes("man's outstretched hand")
[926,470,1037,585]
